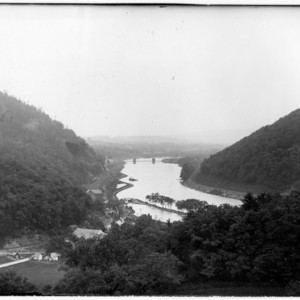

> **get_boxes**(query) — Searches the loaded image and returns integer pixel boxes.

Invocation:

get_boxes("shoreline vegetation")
[183,178,245,200]
[115,177,185,218]
[161,157,245,200]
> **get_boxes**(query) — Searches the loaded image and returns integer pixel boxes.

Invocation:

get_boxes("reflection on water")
[117,158,242,222]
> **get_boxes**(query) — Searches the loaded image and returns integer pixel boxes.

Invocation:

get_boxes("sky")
[0,5,300,143]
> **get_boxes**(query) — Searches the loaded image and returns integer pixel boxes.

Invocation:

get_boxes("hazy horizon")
[86,126,256,145]
[1,5,300,144]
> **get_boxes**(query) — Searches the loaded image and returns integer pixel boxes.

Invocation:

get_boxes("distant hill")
[194,109,300,193]
[0,92,105,240]
[87,135,181,144]
[88,128,255,146]
[88,135,223,160]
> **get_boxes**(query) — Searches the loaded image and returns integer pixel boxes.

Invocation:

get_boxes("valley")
[1,93,300,296]
[1,4,300,296]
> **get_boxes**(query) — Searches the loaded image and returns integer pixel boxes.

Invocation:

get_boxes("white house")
[32,253,43,261]
[50,252,61,261]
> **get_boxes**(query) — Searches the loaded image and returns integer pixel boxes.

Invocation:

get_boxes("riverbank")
[183,178,245,201]
[113,180,133,201]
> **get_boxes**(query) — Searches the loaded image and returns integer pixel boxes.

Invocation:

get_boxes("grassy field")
[0,256,13,264]
[0,260,65,292]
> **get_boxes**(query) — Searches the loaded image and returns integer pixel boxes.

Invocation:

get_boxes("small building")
[115,218,125,226]
[90,189,102,195]
[87,189,104,202]
[73,228,106,240]
[32,253,43,261]
[50,252,61,261]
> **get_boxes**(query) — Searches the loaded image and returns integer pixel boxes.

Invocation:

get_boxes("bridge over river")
[133,158,155,164]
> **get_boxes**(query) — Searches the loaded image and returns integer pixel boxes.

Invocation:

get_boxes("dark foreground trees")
[53,215,182,295]
[0,271,37,295]
[170,191,300,285]
[51,191,300,296]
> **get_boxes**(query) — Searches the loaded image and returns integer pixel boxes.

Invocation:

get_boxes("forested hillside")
[194,109,300,193]
[0,92,105,240]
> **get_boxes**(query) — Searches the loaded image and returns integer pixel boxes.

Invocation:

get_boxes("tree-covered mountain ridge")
[0,92,105,239]
[195,109,300,193]
[0,92,104,184]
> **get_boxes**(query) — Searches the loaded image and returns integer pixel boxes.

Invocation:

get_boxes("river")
[117,158,242,222]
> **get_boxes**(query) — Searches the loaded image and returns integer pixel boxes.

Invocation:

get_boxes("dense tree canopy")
[0,271,37,295]
[175,199,208,211]
[193,109,300,192]
[178,156,204,182]
[0,92,105,240]
[170,192,300,285]
[53,215,183,295]
[52,191,300,295]
[146,193,175,208]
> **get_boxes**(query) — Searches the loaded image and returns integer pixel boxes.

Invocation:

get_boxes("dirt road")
[0,258,31,269]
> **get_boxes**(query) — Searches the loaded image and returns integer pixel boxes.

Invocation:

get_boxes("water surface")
[117,158,242,222]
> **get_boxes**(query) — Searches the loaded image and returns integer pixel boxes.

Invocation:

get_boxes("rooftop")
[89,189,102,195]
[73,228,106,240]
